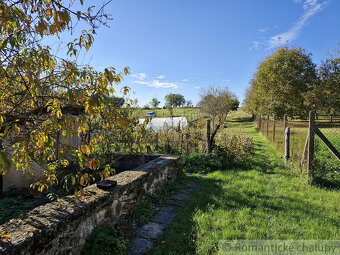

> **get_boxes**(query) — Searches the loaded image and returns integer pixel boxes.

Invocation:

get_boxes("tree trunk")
[210,125,220,146]
[206,119,220,154]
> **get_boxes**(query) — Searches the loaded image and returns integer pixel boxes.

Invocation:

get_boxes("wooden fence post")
[301,135,309,168]
[307,111,315,178]
[330,114,333,123]
[283,114,287,150]
[285,127,290,163]
[272,115,276,142]
[266,115,269,136]
[283,114,288,133]
[259,116,262,130]
[206,119,211,154]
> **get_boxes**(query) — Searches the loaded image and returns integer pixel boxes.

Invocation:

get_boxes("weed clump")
[184,135,254,173]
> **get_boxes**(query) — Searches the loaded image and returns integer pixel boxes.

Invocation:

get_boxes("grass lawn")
[147,120,340,255]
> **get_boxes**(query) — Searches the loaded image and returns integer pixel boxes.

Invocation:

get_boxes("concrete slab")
[159,206,177,212]
[166,199,184,207]
[186,181,198,188]
[127,179,199,253]
[152,210,176,225]
[179,188,194,194]
[170,192,189,201]
[128,237,153,255]
[135,222,166,239]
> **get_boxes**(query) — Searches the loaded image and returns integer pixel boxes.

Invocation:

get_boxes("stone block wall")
[0,154,182,255]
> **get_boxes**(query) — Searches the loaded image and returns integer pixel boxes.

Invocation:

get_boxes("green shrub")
[215,134,254,160]
[184,135,254,174]
[184,153,224,174]
[127,200,153,226]
[81,226,126,255]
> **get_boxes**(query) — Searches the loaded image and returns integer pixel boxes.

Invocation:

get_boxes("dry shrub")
[215,134,254,161]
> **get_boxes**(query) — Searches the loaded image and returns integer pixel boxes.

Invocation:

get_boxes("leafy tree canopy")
[186,100,193,107]
[199,86,238,129]
[150,98,160,108]
[198,86,239,153]
[245,46,317,118]
[0,0,130,192]
[165,93,185,107]
[309,46,340,113]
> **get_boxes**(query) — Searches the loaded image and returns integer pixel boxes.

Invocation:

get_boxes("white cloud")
[132,73,182,88]
[134,80,179,89]
[250,41,263,50]
[182,79,189,82]
[194,86,200,89]
[268,0,325,49]
[132,72,147,80]
[258,27,269,33]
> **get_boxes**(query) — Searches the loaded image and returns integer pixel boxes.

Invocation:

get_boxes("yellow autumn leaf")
[46,9,52,17]
[56,110,62,119]
[123,87,129,95]
[80,144,90,155]
[98,135,105,141]
[71,176,76,185]
[88,158,97,170]
[74,190,79,198]
[80,175,85,186]
[0,233,12,239]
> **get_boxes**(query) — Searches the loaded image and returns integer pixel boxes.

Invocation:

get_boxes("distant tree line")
[244,44,340,118]
[147,94,194,109]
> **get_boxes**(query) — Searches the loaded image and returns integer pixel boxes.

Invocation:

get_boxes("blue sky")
[48,0,340,107]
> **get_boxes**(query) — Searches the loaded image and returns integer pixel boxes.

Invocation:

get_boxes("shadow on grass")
[147,175,224,255]
[228,117,254,123]
[0,197,49,225]
[312,177,340,190]
[148,168,340,254]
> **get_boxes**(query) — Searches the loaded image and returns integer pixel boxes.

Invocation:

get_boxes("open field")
[147,120,340,255]
[135,107,201,119]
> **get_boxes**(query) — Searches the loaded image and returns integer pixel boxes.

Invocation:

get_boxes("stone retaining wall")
[0,154,182,255]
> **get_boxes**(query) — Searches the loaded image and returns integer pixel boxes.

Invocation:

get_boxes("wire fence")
[255,114,340,187]
[314,120,340,186]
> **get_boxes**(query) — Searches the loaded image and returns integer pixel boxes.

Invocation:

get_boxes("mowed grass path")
[147,121,340,255]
